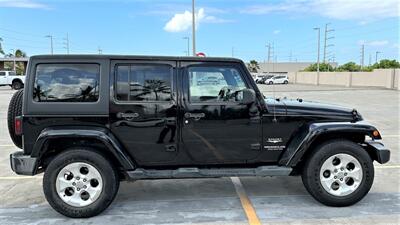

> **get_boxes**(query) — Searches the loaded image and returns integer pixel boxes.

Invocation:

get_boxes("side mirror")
[238,88,256,104]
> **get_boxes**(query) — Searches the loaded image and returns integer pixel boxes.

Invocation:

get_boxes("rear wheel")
[301,140,374,206]
[268,81,273,85]
[284,80,288,84]
[7,89,23,148]
[43,148,119,218]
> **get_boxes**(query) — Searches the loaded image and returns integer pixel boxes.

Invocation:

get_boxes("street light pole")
[375,51,381,63]
[183,37,190,56]
[192,0,196,56]
[45,35,53,54]
[314,27,320,85]
[10,49,16,71]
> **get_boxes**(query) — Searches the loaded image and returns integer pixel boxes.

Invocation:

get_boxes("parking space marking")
[230,177,261,225]
[0,176,43,180]
[0,144,15,147]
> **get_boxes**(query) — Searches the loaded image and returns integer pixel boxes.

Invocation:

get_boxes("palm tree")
[247,60,260,73]
[0,38,4,55]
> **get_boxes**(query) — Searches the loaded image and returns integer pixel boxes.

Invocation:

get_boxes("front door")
[180,62,262,164]
[110,60,179,166]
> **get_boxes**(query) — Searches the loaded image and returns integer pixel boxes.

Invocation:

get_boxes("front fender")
[279,121,380,167]
[31,126,135,170]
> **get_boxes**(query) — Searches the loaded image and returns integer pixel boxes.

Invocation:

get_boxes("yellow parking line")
[0,176,42,180]
[0,144,15,147]
[231,177,261,225]
[375,165,400,169]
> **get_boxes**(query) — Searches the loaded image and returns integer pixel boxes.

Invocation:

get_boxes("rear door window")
[115,64,172,102]
[33,64,100,102]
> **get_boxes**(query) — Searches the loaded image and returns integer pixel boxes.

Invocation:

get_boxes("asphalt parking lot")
[0,84,399,225]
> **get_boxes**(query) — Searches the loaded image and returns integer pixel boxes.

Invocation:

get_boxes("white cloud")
[164,8,231,33]
[240,0,399,21]
[358,40,389,46]
[0,0,49,9]
[273,30,281,35]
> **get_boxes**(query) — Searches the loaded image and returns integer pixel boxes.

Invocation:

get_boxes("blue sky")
[0,0,398,64]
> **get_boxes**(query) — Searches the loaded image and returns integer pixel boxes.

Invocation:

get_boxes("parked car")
[0,70,25,89]
[9,55,390,218]
[259,75,274,84]
[252,74,264,84]
[266,75,289,85]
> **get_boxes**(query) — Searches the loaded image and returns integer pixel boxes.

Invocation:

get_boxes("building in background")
[257,62,338,74]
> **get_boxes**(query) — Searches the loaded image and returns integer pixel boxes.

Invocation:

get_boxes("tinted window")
[116,64,172,101]
[188,66,246,103]
[9,71,16,76]
[33,64,100,102]
[0,72,5,76]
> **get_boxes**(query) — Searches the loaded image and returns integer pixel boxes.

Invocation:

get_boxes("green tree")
[303,63,334,72]
[336,62,361,72]
[247,60,260,73]
[6,49,28,75]
[371,59,400,69]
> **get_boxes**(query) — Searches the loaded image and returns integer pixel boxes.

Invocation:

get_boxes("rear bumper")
[365,141,390,164]
[10,151,38,175]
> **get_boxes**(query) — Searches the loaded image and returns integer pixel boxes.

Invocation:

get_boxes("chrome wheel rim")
[319,153,363,197]
[56,162,103,207]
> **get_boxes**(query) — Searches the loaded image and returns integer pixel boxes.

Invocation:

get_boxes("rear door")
[179,61,262,164]
[109,60,179,166]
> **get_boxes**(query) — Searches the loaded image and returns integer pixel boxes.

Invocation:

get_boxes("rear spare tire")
[7,89,23,149]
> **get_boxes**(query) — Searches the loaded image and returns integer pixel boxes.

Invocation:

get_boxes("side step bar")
[126,166,292,180]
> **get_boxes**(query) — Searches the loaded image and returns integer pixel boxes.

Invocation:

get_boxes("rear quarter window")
[33,64,100,102]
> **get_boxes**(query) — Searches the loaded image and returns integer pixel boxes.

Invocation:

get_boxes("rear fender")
[279,122,380,167]
[31,126,135,170]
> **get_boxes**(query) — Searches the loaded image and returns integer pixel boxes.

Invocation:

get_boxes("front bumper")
[10,151,38,175]
[365,141,390,164]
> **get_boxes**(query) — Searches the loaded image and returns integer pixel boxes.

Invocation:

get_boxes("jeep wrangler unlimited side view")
[9,55,390,218]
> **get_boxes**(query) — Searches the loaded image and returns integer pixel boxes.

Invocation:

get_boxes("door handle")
[117,112,139,121]
[184,112,205,121]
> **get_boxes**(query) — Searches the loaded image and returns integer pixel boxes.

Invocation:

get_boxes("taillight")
[15,116,22,135]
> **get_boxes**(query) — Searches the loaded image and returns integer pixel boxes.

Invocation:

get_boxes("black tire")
[268,81,273,85]
[7,89,23,149]
[43,148,120,218]
[284,80,288,84]
[301,140,374,206]
[12,80,23,90]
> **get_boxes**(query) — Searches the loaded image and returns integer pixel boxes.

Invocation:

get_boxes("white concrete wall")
[289,69,399,90]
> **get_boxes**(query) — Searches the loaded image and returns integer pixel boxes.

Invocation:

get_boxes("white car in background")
[0,71,25,89]
[266,75,289,85]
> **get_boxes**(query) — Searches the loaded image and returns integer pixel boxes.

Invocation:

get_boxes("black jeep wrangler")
[9,55,390,218]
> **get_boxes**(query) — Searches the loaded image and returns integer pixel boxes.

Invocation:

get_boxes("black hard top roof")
[30,54,244,63]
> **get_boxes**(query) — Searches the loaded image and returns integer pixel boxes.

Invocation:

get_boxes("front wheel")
[43,148,119,218]
[12,81,23,90]
[301,140,374,206]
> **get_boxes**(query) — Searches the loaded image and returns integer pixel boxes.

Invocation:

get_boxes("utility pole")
[63,33,70,54]
[369,53,372,66]
[231,47,234,57]
[323,23,335,63]
[98,46,102,54]
[266,43,272,62]
[10,49,16,71]
[314,27,321,84]
[183,37,190,56]
[191,0,196,56]
[45,35,53,55]
[360,44,365,70]
[289,50,292,62]
[375,51,381,63]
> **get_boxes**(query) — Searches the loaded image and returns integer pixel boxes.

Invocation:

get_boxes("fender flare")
[279,121,380,167]
[31,127,135,170]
